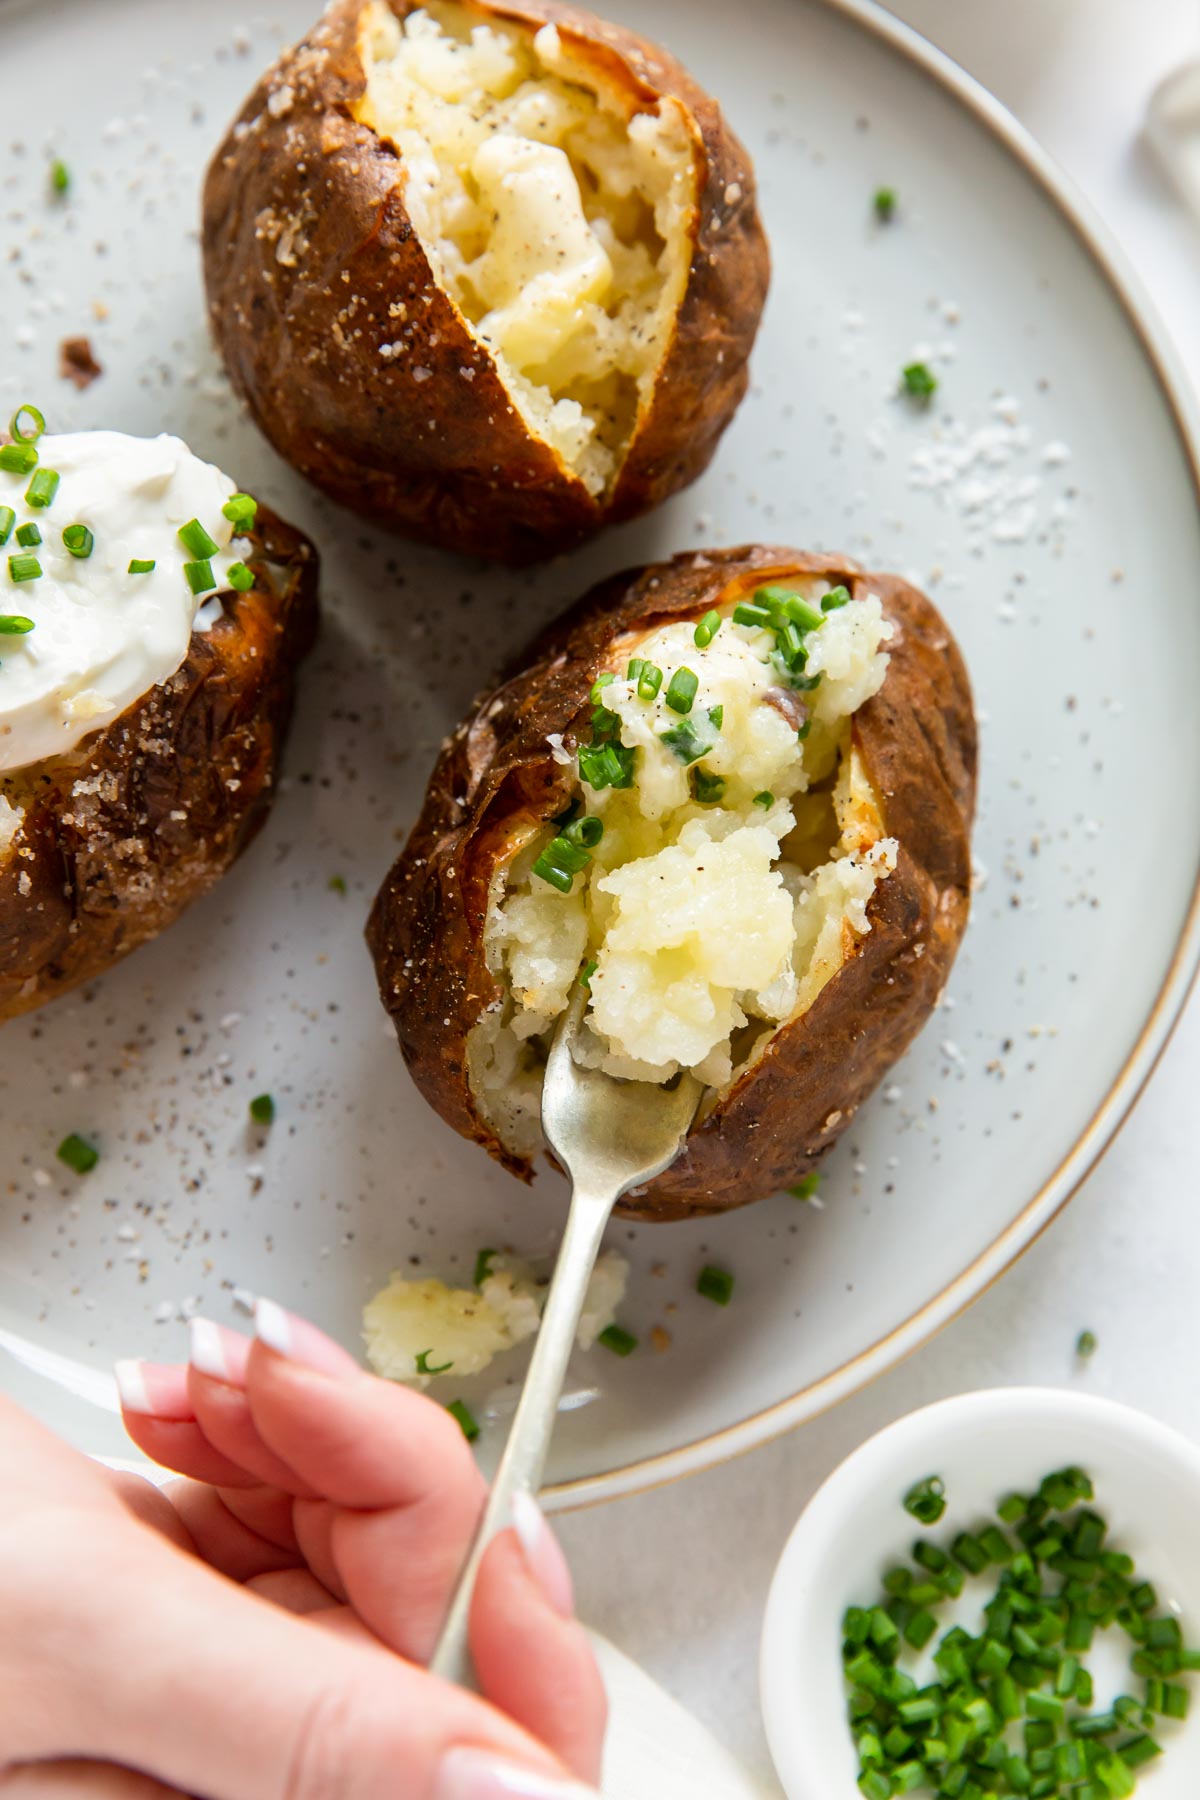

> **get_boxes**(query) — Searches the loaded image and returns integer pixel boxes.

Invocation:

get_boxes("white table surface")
[557,2,1200,1783]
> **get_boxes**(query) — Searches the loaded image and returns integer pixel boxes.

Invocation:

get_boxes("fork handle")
[430,1181,618,1688]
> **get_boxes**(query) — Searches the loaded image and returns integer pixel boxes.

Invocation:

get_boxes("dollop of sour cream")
[0,431,250,773]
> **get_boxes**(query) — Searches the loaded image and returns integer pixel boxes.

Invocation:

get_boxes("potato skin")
[367,545,977,1222]
[0,509,319,1021]
[201,0,769,565]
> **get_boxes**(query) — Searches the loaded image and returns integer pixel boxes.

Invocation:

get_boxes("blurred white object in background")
[1148,57,1200,223]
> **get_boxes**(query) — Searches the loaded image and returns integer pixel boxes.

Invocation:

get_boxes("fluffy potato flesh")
[361,1249,628,1387]
[470,585,899,1158]
[355,0,699,495]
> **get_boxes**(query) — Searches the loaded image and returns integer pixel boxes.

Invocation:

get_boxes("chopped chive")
[25,467,60,509]
[532,860,573,895]
[756,585,826,632]
[178,517,220,559]
[707,704,724,730]
[9,403,45,443]
[15,522,41,548]
[578,959,597,989]
[128,558,156,574]
[952,1531,989,1574]
[979,1525,1015,1563]
[183,559,216,596]
[874,186,897,221]
[533,832,592,893]
[597,1324,638,1357]
[414,1348,453,1376]
[62,523,94,559]
[904,1610,937,1651]
[690,765,726,804]
[845,1606,873,1644]
[788,1172,822,1201]
[0,441,39,475]
[1076,1329,1098,1359]
[1094,1753,1135,1797]
[222,491,258,531]
[626,656,646,683]
[664,666,699,714]
[248,1093,275,1126]
[563,815,603,849]
[57,1133,98,1174]
[50,159,70,195]
[473,1248,496,1287]
[732,601,772,629]
[446,1399,480,1442]
[8,554,41,584]
[903,1476,947,1526]
[226,560,255,592]
[822,584,852,611]
[0,614,35,634]
[660,719,715,765]
[0,507,13,545]
[753,790,774,808]
[578,740,636,791]
[901,361,938,402]
[697,1265,734,1306]
[328,874,347,894]
[636,661,663,701]
[693,608,722,648]
[858,1770,892,1800]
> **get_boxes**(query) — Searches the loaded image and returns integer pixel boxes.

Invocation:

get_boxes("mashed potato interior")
[363,1250,629,1387]
[469,581,899,1158]
[355,0,698,494]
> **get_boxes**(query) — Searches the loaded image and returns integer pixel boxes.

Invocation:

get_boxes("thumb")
[18,1517,598,1800]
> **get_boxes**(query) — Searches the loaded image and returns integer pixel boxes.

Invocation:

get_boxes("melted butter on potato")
[355,1,698,495]
[363,1250,629,1387]
[470,586,900,1133]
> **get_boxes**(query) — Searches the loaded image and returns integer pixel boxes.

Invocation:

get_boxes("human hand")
[0,1301,605,1799]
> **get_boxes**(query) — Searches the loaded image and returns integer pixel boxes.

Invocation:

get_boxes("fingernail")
[189,1317,251,1387]
[434,1750,599,1800]
[114,1359,193,1420]
[254,1297,359,1378]
[512,1490,575,1619]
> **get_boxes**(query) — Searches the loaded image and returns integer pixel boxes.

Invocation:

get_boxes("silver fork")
[431,982,703,1686]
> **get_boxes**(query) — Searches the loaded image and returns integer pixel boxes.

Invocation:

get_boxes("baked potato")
[201,0,769,564]
[367,546,976,1222]
[0,428,318,1020]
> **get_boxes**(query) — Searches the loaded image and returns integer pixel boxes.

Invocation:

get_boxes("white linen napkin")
[592,1633,780,1799]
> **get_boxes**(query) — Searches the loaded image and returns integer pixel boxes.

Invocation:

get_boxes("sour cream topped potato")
[0,409,318,1020]
[367,546,977,1222]
[202,0,769,563]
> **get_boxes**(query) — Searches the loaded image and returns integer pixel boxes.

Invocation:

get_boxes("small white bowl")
[760,1390,1200,1798]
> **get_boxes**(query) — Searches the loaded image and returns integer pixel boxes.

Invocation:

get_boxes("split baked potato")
[0,506,318,1020]
[202,0,770,564]
[367,546,977,1222]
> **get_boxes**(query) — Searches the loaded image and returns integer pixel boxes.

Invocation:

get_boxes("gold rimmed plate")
[1,0,1198,1507]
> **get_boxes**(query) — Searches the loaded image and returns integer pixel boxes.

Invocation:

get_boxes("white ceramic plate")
[2,0,1199,1507]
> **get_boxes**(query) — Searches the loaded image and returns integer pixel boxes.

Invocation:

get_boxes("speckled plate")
[2,0,1199,1509]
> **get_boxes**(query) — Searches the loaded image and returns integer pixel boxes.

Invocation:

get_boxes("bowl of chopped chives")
[760,1391,1200,1799]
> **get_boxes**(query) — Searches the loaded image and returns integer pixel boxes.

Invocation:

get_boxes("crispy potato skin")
[367,545,977,1222]
[0,509,318,1021]
[201,0,769,564]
